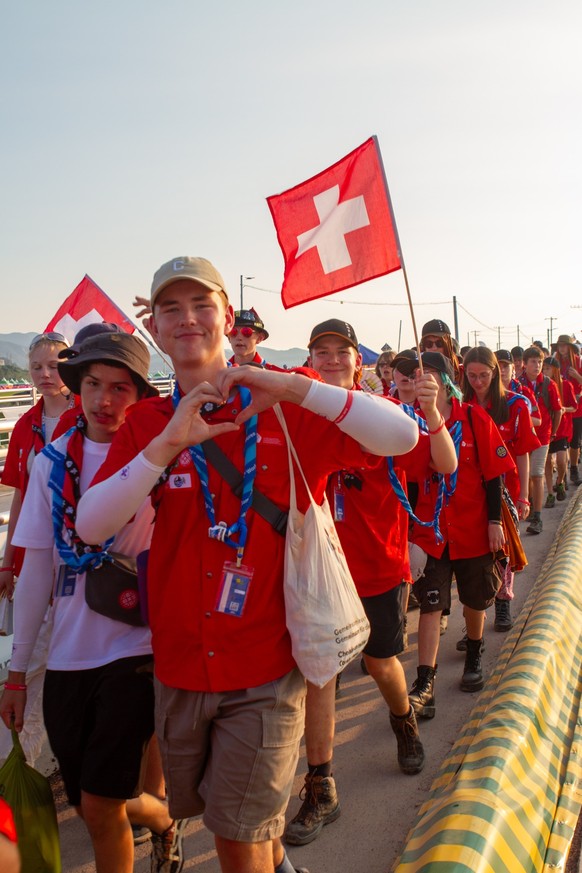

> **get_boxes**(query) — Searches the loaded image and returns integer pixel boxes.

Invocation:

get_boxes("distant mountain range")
[0,332,308,373]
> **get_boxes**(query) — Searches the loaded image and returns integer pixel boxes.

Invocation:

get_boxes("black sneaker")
[285,774,341,846]
[150,819,187,873]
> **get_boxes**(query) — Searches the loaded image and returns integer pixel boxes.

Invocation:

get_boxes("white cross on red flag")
[267,136,402,309]
[44,275,135,343]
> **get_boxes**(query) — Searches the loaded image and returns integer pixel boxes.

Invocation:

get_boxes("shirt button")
[206,571,212,578]
[208,651,215,657]
[261,464,268,470]
[205,612,211,618]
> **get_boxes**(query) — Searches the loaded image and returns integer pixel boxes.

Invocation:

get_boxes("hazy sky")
[2,1,580,353]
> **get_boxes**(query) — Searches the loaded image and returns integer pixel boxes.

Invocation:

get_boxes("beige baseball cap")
[150,256,228,308]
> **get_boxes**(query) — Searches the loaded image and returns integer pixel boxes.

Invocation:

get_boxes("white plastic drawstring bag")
[274,405,370,687]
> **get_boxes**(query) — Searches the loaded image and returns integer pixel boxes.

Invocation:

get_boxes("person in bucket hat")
[0,331,187,873]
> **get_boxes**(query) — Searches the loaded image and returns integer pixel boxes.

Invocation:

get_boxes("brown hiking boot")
[284,774,341,846]
[390,706,425,774]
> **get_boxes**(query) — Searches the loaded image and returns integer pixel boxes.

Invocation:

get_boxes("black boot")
[461,638,484,692]
[494,599,513,632]
[390,706,425,774]
[284,774,341,845]
[408,665,437,719]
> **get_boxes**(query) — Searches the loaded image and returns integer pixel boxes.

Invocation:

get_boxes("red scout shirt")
[559,354,582,419]
[94,394,377,693]
[408,399,515,560]
[325,394,430,597]
[555,380,577,441]
[488,393,540,504]
[1,398,44,495]
[519,373,562,445]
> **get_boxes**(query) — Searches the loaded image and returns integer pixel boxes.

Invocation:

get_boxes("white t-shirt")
[12,434,154,671]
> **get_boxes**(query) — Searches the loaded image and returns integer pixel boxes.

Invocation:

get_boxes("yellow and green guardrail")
[395,489,582,872]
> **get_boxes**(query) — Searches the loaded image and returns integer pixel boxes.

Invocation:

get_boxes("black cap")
[58,333,158,398]
[397,351,455,381]
[421,319,451,337]
[510,346,524,358]
[233,308,269,339]
[495,349,513,363]
[544,356,560,368]
[308,319,359,350]
[59,322,124,360]
[392,349,419,373]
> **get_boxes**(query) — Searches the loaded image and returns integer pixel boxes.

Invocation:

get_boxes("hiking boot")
[151,819,187,873]
[460,639,484,692]
[408,665,437,719]
[456,632,486,653]
[284,775,341,846]
[545,493,556,508]
[439,614,448,635]
[571,466,580,485]
[526,516,543,535]
[389,706,425,774]
[494,599,513,632]
[556,482,566,501]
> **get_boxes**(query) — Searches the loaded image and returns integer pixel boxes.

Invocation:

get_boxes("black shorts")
[548,437,569,454]
[43,655,155,807]
[413,546,501,613]
[360,583,405,659]
[570,417,582,451]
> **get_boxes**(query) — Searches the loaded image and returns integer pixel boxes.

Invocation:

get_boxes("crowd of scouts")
[0,255,580,873]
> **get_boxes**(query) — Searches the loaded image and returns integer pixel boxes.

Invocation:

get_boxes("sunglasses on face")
[29,331,68,351]
[229,327,255,338]
[422,338,445,349]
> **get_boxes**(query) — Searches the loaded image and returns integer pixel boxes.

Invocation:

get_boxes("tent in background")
[358,343,380,366]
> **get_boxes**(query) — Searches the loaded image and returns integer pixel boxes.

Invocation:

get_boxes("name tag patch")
[169,473,192,489]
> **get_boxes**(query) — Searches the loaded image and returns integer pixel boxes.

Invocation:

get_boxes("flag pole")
[84,274,174,373]
[372,136,424,374]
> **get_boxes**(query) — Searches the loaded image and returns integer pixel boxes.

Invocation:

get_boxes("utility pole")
[239,275,255,310]
[545,316,557,348]
[494,326,502,350]
[473,330,479,346]
[517,325,520,347]
[453,296,459,341]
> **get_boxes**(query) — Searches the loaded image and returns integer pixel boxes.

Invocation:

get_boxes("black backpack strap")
[201,439,288,536]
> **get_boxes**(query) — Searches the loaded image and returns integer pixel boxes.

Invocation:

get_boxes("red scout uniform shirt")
[94,394,376,693]
[326,393,429,597]
[519,373,562,445]
[485,393,540,504]
[408,399,515,560]
[559,354,582,419]
[2,399,48,574]
[555,380,577,441]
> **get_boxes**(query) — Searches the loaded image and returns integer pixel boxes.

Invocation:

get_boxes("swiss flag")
[44,275,135,342]
[267,137,402,309]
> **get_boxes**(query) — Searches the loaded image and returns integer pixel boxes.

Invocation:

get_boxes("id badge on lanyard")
[333,474,345,522]
[55,564,77,597]
[215,561,254,617]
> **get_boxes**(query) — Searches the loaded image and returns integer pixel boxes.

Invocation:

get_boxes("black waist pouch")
[85,552,146,627]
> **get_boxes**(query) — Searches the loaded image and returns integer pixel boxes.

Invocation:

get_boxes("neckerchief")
[386,413,463,545]
[42,414,114,571]
[171,382,257,564]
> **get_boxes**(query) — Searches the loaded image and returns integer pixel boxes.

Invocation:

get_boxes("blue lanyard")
[386,417,463,545]
[43,432,114,572]
[171,383,258,564]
